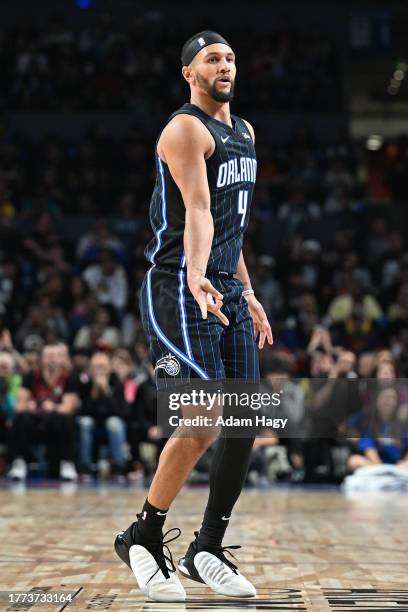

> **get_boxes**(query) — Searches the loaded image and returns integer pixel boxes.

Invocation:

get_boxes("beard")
[196,73,235,102]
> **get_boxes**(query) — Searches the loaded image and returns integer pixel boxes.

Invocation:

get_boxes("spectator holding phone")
[77,351,129,481]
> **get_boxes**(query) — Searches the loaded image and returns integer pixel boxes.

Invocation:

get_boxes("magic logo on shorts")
[155,353,181,376]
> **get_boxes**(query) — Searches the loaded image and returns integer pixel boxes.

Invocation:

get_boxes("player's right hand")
[187,273,229,325]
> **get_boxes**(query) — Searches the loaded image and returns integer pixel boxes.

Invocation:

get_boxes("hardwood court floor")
[1,483,408,611]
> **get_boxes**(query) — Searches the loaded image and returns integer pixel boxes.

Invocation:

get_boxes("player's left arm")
[236,251,273,349]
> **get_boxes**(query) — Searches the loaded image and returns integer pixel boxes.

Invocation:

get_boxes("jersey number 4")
[237,190,248,228]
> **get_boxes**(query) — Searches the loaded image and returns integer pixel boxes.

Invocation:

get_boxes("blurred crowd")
[0,13,342,112]
[0,124,407,483]
[0,145,407,486]
[0,338,160,482]
[1,328,407,486]
[0,11,407,486]
[2,126,407,360]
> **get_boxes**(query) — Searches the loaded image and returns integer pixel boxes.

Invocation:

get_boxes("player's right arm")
[157,115,229,325]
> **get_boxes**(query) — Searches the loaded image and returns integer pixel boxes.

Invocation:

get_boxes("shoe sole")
[116,535,186,602]
[180,553,257,598]
[178,560,256,598]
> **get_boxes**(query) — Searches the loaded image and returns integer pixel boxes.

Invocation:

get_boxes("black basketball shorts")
[139,266,259,389]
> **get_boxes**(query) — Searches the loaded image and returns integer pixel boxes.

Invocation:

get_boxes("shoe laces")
[215,544,241,574]
[193,531,241,575]
[135,519,181,583]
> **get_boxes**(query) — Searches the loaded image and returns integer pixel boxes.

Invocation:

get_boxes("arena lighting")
[396,59,408,71]
[388,78,400,96]
[76,0,94,8]
[387,59,408,96]
[366,135,383,151]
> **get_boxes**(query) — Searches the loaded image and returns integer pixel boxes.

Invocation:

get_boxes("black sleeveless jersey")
[144,103,257,273]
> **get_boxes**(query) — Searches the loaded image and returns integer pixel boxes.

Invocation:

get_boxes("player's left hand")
[244,294,273,349]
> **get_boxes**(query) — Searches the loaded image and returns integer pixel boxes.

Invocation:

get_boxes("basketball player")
[115,31,273,602]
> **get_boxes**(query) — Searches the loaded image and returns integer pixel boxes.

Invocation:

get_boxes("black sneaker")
[114,517,185,602]
[177,531,205,583]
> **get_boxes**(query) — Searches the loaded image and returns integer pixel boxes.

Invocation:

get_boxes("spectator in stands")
[382,254,408,310]
[21,349,41,374]
[324,158,355,199]
[375,358,408,409]
[77,351,129,481]
[392,327,408,377]
[111,348,138,403]
[253,256,284,320]
[14,306,49,350]
[386,135,408,202]
[111,347,150,476]
[329,272,384,354]
[15,299,69,350]
[76,218,125,262]
[277,186,320,237]
[0,351,22,422]
[2,21,343,113]
[263,359,306,482]
[348,387,408,471]
[66,276,94,340]
[388,283,408,326]
[36,269,66,309]
[303,327,359,480]
[73,305,121,350]
[327,270,383,325]
[365,218,394,265]
[357,352,375,378]
[0,261,17,315]
[82,249,128,315]
[284,292,321,351]
[380,231,405,295]
[0,329,30,375]
[21,213,62,266]
[335,349,358,378]
[7,343,79,481]
[71,348,91,381]
[122,350,163,479]
[375,359,397,381]
[374,349,394,368]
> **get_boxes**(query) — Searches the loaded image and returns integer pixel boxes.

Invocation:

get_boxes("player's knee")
[188,432,218,454]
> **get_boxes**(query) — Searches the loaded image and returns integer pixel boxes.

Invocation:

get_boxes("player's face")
[190,44,236,102]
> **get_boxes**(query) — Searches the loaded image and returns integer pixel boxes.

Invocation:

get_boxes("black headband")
[181,30,231,66]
